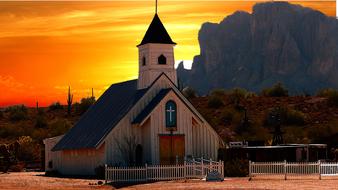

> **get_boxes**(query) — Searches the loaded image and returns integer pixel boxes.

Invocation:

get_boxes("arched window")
[165,100,177,128]
[142,57,146,66]
[158,54,167,65]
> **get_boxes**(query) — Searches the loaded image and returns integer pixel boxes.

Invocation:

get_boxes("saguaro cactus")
[67,86,73,115]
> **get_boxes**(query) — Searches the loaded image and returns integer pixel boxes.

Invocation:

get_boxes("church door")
[159,135,185,165]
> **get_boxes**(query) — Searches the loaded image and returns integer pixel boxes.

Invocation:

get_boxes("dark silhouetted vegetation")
[76,97,95,114]
[49,102,63,111]
[317,88,338,107]
[67,86,73,115]
[6,105,28,122]
[261,82,288,97]
[182,87,197,99]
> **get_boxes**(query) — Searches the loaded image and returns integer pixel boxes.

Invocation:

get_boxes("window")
[165,100,177,128]
[158,54,167,65]
[142,57,146,66]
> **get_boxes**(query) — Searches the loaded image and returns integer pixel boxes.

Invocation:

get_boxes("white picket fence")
[249,160,338,180]
[105,158,224,183]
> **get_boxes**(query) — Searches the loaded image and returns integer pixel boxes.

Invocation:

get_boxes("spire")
[137,14,176,47]
[155,0,158,14]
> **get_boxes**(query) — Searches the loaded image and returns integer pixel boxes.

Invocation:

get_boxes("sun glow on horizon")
[0,1,335,107]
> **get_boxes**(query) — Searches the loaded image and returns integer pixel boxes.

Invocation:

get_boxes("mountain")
[177,2,338,95]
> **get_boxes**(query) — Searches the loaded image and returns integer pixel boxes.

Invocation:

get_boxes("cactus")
[67,86,73,115]
[36,101,39,112]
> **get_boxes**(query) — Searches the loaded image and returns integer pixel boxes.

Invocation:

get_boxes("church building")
[44,11,224,176]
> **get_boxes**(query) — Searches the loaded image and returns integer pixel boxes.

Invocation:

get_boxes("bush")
[35,115,48,128]
[224,159,248,177]
[265,107,305,126]
[208,95,224,109]
[227,88,248,107]
[317,88,338,107]
[49,119,72,137]
[6,105,28,122]
[220,107,241,125]
[76,97,95,114]
[94,165,105,179]
[49,102,63,110]
[210,89,226,97]
[182,87,197,99]
[16,136,40,162]
[317,88,337,97]
[261,82,288,97]
[0,110,3,118]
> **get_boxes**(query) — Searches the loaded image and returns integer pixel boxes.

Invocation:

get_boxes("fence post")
[284,160,287,180]
[193,158,196,178]
[145,163,148,182]
[318,160,321,180]
[249,160,251,181]
[201,157,204,177]
[105,164,107,184]
[184,160,187,180]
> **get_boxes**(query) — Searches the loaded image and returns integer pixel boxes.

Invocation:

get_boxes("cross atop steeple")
[155,0,158,14]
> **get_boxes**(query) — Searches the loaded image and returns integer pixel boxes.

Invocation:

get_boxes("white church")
[44,11,224,176]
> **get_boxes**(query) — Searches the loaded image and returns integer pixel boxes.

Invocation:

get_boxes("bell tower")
[137,4,177,89]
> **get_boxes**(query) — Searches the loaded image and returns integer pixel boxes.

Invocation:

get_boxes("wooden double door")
[159,135,185,165]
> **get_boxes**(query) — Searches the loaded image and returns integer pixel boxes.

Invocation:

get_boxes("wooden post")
[193,158,196,178]
[105,164,107,184]
[201,157,204,177]
[318,160,321,180]
[145,163,148,182]
[284,160,287,180]
[249,160,252,181]
[184,160,187,180]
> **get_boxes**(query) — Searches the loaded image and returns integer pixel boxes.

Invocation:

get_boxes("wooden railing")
[105,158,224,183]
[249,160,338,180]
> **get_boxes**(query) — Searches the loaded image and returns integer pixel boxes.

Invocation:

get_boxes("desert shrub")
[0,110,3,118]
[265,107,305,126]
[317,88,337,97]
[49,119,72,137]
[210,88,226,97]
[227,88,247,106]
[261,82,288,97]
[224,158,249,177]
[317,88,338,107]
[208,95,224,109]
[49,102,63,110]
[6,105,27,122]
[16,136,40,162]
[76,97,95,114]
[182,87,197,99]
[220,107,241,125]
[94,165,105,179]
[35,115,48,128]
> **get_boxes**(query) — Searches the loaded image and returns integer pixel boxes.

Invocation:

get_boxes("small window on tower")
[158,54,166,65]
[142,57,146,66]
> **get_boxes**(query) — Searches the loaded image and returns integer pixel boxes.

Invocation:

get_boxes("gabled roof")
[138,14,176,46]
[132,88,171,124]
[52,80,147,151]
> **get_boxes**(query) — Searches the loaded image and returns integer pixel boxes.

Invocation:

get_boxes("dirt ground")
[0,172,337,190]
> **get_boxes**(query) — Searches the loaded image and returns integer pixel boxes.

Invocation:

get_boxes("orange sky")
[0,1,336,107]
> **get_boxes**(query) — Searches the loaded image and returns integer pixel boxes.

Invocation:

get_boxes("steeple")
[137,1,177,90]
[137,14,176,47]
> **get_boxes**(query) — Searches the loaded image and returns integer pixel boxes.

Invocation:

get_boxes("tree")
[113,132,139,166]
[261,82,288,97]
[182,87,197,99]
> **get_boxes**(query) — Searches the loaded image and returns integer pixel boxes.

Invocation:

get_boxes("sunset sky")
[0,1,336,107]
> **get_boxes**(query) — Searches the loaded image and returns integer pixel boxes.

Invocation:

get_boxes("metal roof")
[52,80,147,151]
[132,88,171,124]
[138,14,176,46]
